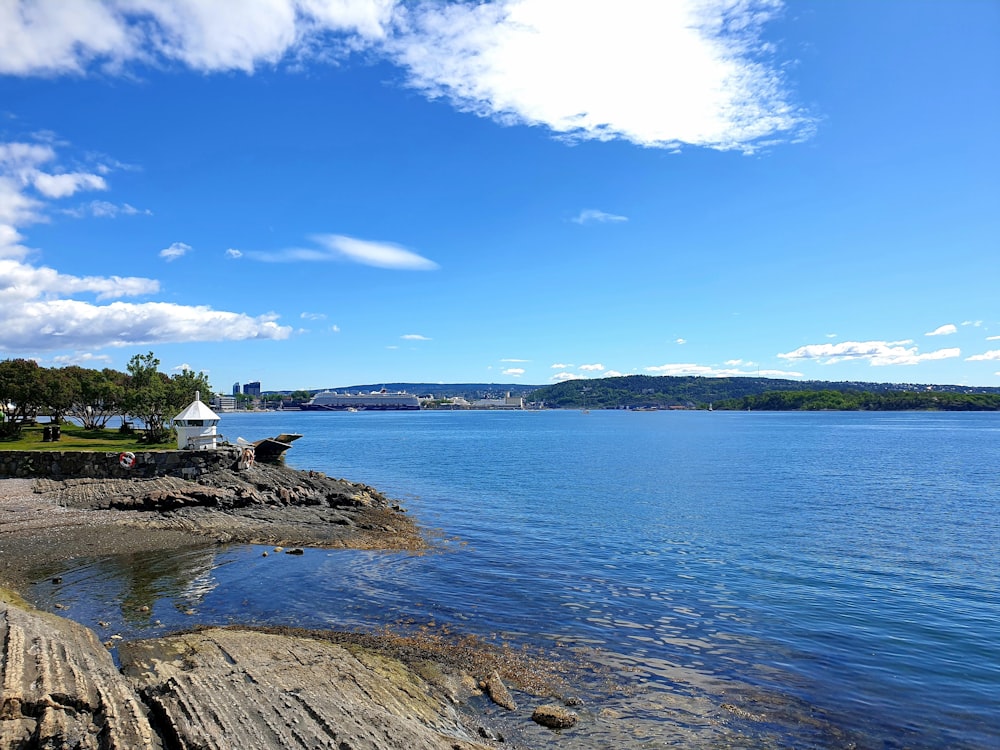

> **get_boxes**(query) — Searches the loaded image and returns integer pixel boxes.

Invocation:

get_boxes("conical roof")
[174,391,221,422]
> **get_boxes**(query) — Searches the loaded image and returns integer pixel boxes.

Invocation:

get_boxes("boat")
[251,433,302,463]
[301,389,420,411]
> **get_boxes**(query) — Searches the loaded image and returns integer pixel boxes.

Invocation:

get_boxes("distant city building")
[232,382,241,396]
[213,394,237,412]
[471,392,524,409]
[243,381,261,397]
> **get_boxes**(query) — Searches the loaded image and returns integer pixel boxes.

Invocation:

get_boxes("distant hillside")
[263,375,1000,410]
[528,375,1000,410]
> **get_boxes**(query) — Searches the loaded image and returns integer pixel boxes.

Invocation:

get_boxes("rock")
[51,576,62,584]
[532,704,578,729]
[482,670,517,711]
[2,599,494,750]
[284,547,304,555]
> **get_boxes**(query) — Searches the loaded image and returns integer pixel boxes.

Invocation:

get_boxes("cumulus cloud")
[571,209,628,224]
[962,320,983,327]
[225,248,243,258]
[401,333,431,341]
[552,371,584,382]
[249,234,439,270]
[966,350,1000,362]
[988,335,1000,341]
[604,370,624,377]
[503,367,525,376]
[777,340,962,366]
[159,241,192,261]
[925,324,957,336]
[550,363,573,369]
[579,363,605,371]
[0,258,159,302]
[0,298,292,351]
[1,1,810,153]
[51,351,113,366]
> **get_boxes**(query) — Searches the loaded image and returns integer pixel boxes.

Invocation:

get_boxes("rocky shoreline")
[0,464,581,749]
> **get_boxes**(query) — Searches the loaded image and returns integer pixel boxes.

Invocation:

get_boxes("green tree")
[39,367,81,424]
[65,367,126,429]
[0,359,44,436]
[123,352,174,443]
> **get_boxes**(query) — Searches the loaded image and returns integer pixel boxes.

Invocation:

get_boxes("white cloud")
[1,2,809,153]
[966,350,1000,362]
[550,363,573,369]
[225,248,243,258]
[0,258,159,302]
[579,363,605,371]
[777,340,962,366]
[250,234,439,270]
[300,311,327,320]
[604,370,624,377]
[645,362,803,378]
[0,138,294,354]
[172,363,193,372]
[571,209,628,224]
[392,0,810,151]
[159,241,191,261]
[330,324,341,333]
[962,320,983,327]
[675,338,687,345]
[987,335,1000,341]
[724,359,744,366]
[50,351,112,366]
[503,367,525,377]
[64,200,151,218]
[925,324,957,336]
[0,298,292,351]
[501,358,529,362]
[552,371,584,382]
[402,333,431,341]
[825,333,838,338]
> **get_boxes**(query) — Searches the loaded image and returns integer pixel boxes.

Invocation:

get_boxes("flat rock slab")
[120,628,491,750]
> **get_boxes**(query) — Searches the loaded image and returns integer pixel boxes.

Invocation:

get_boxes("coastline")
[0,467,577,749]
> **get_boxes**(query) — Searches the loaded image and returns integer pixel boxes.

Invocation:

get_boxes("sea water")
[31,410,1000,748]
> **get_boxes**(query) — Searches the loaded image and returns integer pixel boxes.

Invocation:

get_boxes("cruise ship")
[300,389,420,411]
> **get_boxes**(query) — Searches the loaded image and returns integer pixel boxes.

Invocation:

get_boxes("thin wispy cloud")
[225,248,243,258]
[646,363,803,378]
[552,371,584,382]
[300,312,327,320]
[551,363,574,369]
[925,324,957,336]
[159,241,191,262]
[401,334,431,341]
[778,341,961,366]
[579,363,605,371]
[249,234,439,270]
[501,358,530,363]
[63,200,151,219]
[675,338,687,345]
[503,367,525,377]
[571,209,628,225]
[0,1,810,153]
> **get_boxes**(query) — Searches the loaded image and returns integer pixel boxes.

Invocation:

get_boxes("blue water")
[33,410,1000,748]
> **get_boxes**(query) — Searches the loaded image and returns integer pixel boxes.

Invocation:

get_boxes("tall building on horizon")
[232,382,240,396]
[243,381,261,397]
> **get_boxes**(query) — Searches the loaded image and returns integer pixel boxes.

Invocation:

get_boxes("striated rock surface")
[1,598,494,750]
[120,628,491,750]
[0,598,160,749]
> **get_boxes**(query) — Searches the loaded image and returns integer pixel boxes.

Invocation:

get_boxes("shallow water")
[31,410,1000,748]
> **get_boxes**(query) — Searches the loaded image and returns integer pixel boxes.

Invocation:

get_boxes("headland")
[0,450,579,749]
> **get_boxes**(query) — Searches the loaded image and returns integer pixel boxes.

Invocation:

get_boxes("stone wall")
[0,446,243,480]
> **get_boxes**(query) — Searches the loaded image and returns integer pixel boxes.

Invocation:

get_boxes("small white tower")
[174,391,222,450]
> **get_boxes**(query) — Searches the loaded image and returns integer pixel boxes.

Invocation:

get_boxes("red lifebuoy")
[119,452,136,469]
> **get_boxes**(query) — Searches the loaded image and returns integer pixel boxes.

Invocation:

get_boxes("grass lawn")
[0,423,174,452]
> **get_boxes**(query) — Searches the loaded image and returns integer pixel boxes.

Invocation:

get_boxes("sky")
[1,0,998,392]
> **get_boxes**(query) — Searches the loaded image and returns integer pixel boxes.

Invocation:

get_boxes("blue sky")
[1,0,998,391]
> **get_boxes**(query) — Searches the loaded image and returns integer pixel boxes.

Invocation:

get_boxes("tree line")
[714,390,1000,411]
[0,352,211,442]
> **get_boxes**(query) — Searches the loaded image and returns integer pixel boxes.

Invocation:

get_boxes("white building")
[212,394,237,412]
[174,391,222,450]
